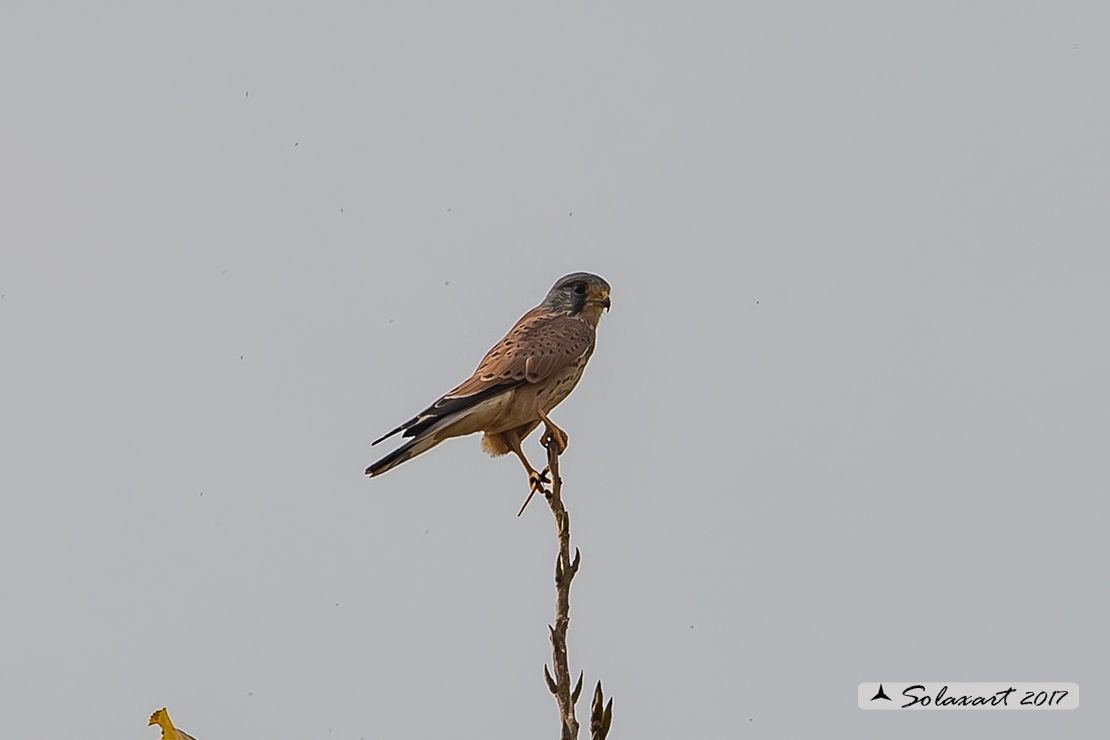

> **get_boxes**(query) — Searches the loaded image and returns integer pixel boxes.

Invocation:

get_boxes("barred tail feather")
[365,433,443,477]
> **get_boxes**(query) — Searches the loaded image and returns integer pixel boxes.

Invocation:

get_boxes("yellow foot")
[518,467,551,516]
[529,467,551,491]
[541,427,569,454]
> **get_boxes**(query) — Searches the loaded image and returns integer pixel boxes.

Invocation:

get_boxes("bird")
[148,708,198,740]
[366,272,611,496]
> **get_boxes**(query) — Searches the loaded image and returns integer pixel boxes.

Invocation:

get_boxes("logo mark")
[870,684,892,702]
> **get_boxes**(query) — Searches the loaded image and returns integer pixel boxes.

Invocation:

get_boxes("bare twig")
[540,439,608,739]
[543,440,579,739]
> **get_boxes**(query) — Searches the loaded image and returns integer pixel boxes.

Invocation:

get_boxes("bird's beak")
[601,295,611,311]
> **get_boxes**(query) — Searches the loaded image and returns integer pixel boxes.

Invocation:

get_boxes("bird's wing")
[371,311,594,446]
[448,311,595,396]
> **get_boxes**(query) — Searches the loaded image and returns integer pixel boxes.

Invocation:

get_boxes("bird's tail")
[365,432,444,477]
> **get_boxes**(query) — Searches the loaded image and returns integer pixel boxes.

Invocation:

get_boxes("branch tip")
[572,670,584,703]
[544,664,558,694]
[590,682,613,740]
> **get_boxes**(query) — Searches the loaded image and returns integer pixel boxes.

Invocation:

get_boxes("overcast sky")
[2,2,1107,738]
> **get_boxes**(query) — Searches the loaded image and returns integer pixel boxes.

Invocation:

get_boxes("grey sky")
[2,2,1107,738]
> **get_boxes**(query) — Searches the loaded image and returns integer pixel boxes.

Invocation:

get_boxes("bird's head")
[149,709,167,727]
[542,272,611,327]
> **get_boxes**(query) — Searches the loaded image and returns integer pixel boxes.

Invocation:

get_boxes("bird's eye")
[573,283,587,295]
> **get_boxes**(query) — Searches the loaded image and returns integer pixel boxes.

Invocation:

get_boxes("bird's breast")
[533,357,589,412]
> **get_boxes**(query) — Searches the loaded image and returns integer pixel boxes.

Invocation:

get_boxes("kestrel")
[366,272,611,494]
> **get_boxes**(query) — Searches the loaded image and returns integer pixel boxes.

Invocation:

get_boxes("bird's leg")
[503,429,550,516]
[537,409,569,454]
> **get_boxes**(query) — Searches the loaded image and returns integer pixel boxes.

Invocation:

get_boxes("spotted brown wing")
[450,312,595,396]
[371,311,594,446]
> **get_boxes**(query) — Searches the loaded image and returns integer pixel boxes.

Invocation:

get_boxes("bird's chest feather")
[487,345,594,431]
[533,345,596,412]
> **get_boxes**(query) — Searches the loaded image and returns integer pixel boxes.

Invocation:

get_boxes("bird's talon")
[529,469,550,491]
[542,429,569,454]
[518,470,550,516]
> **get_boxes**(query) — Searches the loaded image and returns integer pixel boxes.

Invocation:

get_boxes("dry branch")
[539,440,612,739]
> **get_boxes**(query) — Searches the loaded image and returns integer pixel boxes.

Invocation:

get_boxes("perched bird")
[367,272,611,494]
[148,708,198,740]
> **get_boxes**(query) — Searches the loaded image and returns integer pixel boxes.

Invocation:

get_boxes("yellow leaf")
[148,708,198,740]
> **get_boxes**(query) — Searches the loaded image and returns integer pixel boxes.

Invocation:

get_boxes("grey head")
[540,272,612,324]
